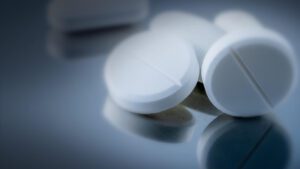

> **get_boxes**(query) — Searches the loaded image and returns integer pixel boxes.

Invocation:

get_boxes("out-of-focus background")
[1,0,300,168]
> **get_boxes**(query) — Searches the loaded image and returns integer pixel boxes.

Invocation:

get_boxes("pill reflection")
[197,114,290,169]
[47,25,143,59]
[103,97,196,143]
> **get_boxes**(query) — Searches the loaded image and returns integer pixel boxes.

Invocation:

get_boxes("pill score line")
[230,48,274,111]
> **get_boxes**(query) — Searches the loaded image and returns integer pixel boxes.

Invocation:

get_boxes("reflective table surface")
[1,0,300,168]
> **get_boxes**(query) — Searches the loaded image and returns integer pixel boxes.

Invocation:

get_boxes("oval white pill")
[104,31,199,114]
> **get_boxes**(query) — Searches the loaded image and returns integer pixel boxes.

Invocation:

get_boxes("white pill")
[202,29,297,117]
[48,0,149,32]
[151,11,297,117]
[104,31,199,113]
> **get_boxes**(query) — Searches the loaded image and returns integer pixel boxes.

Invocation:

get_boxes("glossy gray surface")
[1,0,300,168]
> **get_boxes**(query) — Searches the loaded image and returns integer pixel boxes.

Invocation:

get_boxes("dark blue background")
[1,0,300,168]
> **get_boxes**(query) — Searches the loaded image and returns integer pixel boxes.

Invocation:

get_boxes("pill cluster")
[105,10,297,117]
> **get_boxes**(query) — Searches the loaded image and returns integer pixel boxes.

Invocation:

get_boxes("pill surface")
[104,31,199,113]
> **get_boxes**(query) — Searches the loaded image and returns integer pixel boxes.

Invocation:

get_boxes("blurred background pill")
[48,0,149,32]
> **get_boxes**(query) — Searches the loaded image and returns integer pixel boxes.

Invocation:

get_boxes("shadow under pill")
[182,83,222,116]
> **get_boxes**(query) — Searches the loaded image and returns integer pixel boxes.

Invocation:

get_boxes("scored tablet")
[104,31,199,114]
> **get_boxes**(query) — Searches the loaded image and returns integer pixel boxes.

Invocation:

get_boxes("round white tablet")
[104,31,199,114]
[202,30,298,117]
